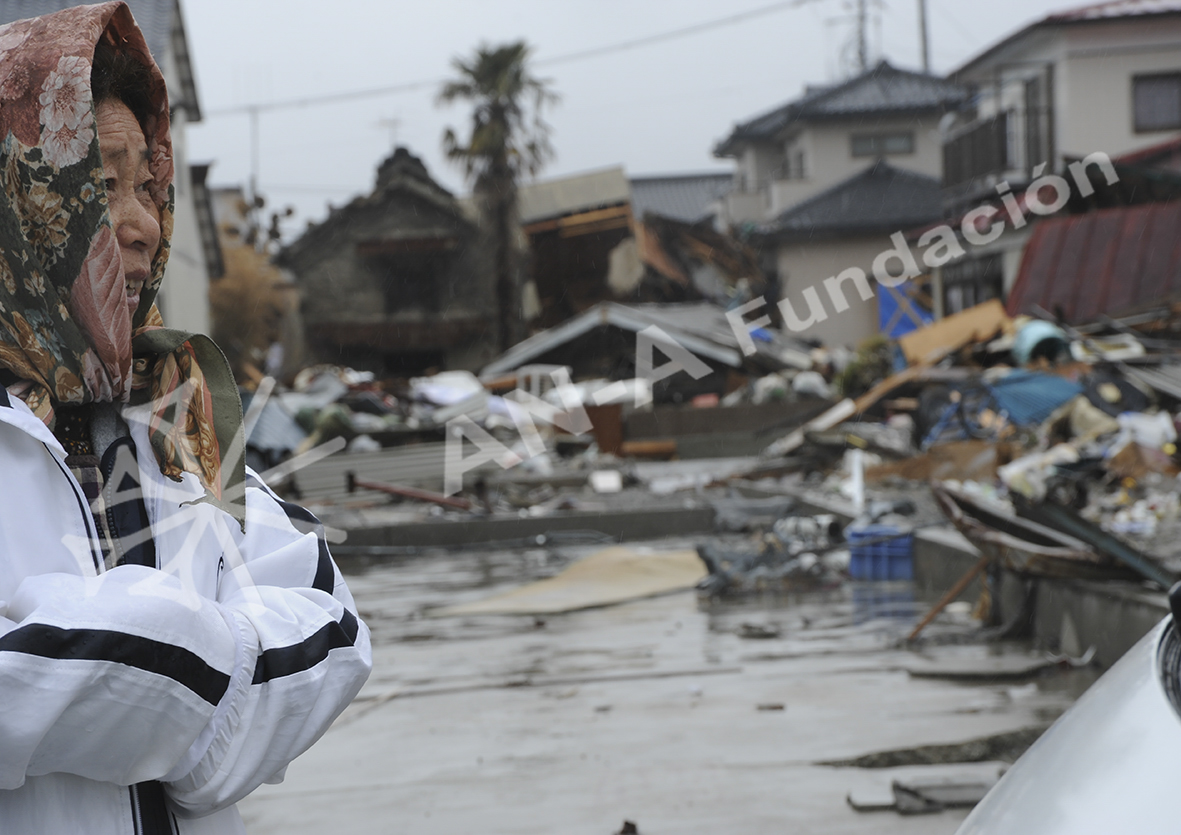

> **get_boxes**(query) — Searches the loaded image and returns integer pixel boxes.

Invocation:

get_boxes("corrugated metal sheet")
[480,301,813,377]
[1006,202,1181,324]
[285,442,499,504]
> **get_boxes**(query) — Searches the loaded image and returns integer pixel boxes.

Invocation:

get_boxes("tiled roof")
[716,62,967,155]
[762,162,942,238]
[1046,0,1181,21]
[955,0,1181,78]
[629,173,732,224]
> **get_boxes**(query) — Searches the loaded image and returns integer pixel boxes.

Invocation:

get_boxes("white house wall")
[157,47,211,335]
[1060,17,1181,159]
[959,16,1181,170]
[767,118,945,217]
[775,236,885,348]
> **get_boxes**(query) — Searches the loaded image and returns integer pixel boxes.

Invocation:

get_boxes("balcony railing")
[943,113,1009,191]
[942,107,1055,192]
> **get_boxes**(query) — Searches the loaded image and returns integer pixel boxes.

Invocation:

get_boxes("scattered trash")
[819,726,1048,768]
[891,771,1001,815]
[739,623,781,640]
[589,470,624,493]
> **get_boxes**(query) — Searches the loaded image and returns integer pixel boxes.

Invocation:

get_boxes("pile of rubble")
[753,298,1181,591]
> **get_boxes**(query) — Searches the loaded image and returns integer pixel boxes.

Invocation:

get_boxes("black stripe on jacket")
[246,475,334,594]
[0,624,230,705]
[252,609,359,685]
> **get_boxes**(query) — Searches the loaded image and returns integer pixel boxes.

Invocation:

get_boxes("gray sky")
[184,0,1082,239]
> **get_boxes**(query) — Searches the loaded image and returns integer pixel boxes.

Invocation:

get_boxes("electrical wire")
[205,0,822,117]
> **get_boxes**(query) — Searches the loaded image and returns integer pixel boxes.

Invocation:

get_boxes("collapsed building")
[278,147,497,376]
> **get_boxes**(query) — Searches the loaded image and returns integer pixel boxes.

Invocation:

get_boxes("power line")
[205,0,821,118]
[534,0,821,68]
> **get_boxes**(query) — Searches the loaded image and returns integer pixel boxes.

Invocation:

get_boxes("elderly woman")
[0,5,371,834]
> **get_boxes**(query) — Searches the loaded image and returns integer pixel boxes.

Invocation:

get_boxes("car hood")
[958,617,1181,834]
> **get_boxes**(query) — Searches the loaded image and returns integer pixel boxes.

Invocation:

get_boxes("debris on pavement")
[820,726,1048,769]
[428,546,707,616]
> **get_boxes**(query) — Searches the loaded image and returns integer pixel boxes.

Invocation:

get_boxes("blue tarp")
[878,283,933,339]
[990,371,1082,426]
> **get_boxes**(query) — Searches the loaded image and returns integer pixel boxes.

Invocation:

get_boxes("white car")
[957,615,1181,833]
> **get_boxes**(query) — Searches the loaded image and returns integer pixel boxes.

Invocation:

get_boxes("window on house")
[1133,73,1181,132]
[358,244,453,315]
[851,131,915,157]
[941,254,1003,316]
[791,149,806,179]
[777,149,807,180]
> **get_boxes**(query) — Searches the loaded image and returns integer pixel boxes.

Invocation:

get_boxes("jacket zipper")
[53,441,172,835]
[130,783,143,835]
[100,445,174,835]
[45,445,102,574]
[102,457,126,567]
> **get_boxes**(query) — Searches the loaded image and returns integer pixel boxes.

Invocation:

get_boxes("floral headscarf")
[0,2,244,523]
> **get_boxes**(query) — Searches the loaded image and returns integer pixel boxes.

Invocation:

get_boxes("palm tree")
[439,41,557,352]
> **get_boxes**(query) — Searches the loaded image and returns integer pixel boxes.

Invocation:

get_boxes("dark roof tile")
[762,161,942,237]
[717,61,966,155]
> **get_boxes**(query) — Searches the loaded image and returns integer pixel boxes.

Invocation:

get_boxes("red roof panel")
[1006,202,1181,323]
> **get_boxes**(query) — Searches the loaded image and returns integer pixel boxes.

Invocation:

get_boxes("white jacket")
[0,387,372,834]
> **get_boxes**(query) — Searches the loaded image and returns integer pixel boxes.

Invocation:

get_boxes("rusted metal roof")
[1006,201,1181,324]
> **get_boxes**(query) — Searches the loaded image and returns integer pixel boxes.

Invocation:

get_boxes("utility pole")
[918,0,930,73]
[857,0,868,73]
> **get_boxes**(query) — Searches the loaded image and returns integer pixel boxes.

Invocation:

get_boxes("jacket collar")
[0,392,66,456]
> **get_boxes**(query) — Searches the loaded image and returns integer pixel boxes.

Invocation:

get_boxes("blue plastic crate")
[847,524,913,581]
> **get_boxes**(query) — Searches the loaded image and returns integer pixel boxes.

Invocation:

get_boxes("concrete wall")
[156,65,210,335]
[911,528,1168,670]
[722,189,767,225]
[297,200,491,326]
[775,235,886,348]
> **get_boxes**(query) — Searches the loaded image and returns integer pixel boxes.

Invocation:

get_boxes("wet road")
[239,540,1096,834]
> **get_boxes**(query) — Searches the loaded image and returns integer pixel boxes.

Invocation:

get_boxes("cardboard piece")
[899,299,1012,365]
[431,546,706,616]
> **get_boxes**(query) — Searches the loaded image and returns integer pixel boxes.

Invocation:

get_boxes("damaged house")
[278,147,497,376]
[518,167,767,330]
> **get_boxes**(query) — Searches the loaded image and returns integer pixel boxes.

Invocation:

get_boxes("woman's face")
[95,99,160,316]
